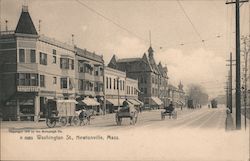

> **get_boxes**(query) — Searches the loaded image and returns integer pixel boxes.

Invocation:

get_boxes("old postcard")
[0,0,249,160]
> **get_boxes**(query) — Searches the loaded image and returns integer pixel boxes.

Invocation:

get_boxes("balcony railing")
[17,86,39,92]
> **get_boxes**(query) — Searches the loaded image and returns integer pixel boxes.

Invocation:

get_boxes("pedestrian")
[225,108,234,131]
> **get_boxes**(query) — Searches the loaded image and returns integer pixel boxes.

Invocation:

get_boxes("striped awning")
[81,97,100,106]
[106,98,125,106]
[151,97,163,105]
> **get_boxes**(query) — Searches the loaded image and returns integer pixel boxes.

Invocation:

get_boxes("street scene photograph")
[0,0,249,160]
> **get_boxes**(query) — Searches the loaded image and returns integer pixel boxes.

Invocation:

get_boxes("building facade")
[104,67,141,113]
[0,6,105,120]
[75,47,104,114]
[108,46,167,109]
[168,82,185,108]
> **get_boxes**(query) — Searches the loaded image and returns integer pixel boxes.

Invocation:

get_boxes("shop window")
[19,49,25,63]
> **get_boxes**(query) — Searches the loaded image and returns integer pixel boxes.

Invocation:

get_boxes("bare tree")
[187,84,209,106]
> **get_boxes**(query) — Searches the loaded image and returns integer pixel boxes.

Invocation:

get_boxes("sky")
[0,0,249,98]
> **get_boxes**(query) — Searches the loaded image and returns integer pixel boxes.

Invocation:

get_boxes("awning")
[128,99,141,106]
[57,100,78,104]
[177,101,184,105]
[134,99,144,105]
[81,97,100,106]
[106,98,125,106]
[151,97,163,105]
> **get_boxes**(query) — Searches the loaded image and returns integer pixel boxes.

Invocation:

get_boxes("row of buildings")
[0,6,185,121]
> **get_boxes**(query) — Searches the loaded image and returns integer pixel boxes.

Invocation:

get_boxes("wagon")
[115,100,138,125]
[161,110,177,120]
[45,99,79,128]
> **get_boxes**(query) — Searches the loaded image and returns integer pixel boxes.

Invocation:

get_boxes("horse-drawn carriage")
[161,104,177,120]
[115,100,138,125]
[45,99,93,128]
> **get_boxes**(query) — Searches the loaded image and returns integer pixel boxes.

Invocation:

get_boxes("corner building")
[0,6,76,121]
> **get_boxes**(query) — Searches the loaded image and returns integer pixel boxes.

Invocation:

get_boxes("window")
[79,80,84,90]
[70,59,74,70]
[117,79,119,90]
[60,58,69,69]
[94,66,99,76]
[106,77,109,89]
[123,81,125,90]
[114,78,116,89]
[131,87,133,95]
[17,73,38,86]
[30,74,38,86]
[94,82,98,92]
[69,78,73,90]
[19,49,25,63]
[52,50,57,64]
[53,77,57,84]
[52,49,56,64]
[120,80,122,90]
[109,78,112,89]
[39,52,47,65]
[144,88,147,94]
[100,68,103,76]
[40,75,45,87]
[61,78,68,89]
[30,50,36,63]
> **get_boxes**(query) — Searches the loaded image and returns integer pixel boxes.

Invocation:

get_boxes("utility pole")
[226,52,235,113]
[226,0,249,129]
[242,36,249,130]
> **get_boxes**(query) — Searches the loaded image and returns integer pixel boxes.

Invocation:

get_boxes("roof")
[76,47,103,63]
[15,6,38,35]
[117,58,141,63]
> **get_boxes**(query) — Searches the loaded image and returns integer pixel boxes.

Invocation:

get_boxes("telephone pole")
[226,0,249,129]
[242,36,249,130]
[226,52,235,113]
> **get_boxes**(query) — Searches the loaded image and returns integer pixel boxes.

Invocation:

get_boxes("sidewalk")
[226,107,250,130]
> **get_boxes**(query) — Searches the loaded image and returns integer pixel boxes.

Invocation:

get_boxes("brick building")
[108,46,168,109]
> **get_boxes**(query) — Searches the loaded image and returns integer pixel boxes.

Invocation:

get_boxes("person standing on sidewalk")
[225,108,234,131]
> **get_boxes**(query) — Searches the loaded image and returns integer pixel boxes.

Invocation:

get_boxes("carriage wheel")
[46,118,56,128]
[59,117,68,127]
[71,116,80,126]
